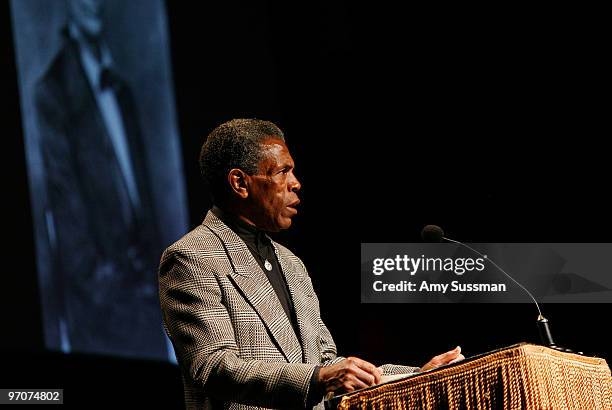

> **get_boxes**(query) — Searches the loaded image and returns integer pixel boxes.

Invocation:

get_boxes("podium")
[326,343,612,409]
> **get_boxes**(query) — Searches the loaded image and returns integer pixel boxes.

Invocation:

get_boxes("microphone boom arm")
[443,236,556,348]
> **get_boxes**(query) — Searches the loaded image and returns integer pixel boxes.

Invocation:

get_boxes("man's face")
[247,139,301,232]
[69,0,104,39]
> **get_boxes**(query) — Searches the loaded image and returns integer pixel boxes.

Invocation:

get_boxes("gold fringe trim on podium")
[337,344,612,409]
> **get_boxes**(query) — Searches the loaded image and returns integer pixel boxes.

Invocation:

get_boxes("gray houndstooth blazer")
[159,211,419,409]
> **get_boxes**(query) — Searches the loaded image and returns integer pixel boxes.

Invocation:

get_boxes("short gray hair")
[199,118,285,201]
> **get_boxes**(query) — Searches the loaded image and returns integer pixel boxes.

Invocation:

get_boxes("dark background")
[2,1,609,407]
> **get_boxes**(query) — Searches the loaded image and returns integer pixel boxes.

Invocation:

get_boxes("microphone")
[421,225,444,243]
[421,225,570,351]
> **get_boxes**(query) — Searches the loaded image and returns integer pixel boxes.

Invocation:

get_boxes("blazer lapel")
[202,211,303,363]
[273,243,317,364]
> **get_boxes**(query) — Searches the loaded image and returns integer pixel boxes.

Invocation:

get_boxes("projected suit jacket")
[158,211,419,409]
[34,28,166,358]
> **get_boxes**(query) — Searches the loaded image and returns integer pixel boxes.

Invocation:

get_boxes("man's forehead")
[258,138,294,170]
[260,139,292,159]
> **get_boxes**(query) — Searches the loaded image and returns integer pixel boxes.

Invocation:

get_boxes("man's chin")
[276,216,293,231]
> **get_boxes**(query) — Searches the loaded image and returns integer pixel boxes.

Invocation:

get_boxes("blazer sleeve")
[318,318,345,368]
[159,245,318,409]
[379,363,421,375]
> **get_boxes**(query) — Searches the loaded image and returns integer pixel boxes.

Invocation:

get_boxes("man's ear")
[228,168,249,199]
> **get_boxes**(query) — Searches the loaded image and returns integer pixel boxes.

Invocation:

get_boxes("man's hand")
[318,357,382,394]
[419,346,465,372]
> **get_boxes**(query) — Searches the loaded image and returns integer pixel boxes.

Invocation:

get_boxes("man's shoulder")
[159,224,227,278]
[163,224,220,256]
[37,38,79,89]
[35,38,86,116]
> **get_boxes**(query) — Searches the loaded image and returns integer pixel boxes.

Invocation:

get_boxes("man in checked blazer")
[158,119,464,409]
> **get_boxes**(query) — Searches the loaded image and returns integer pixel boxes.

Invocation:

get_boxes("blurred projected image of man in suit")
[34,0,167,358]
[159,119,465,409]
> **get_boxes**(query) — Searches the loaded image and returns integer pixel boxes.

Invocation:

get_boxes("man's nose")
[289,172,301,193]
